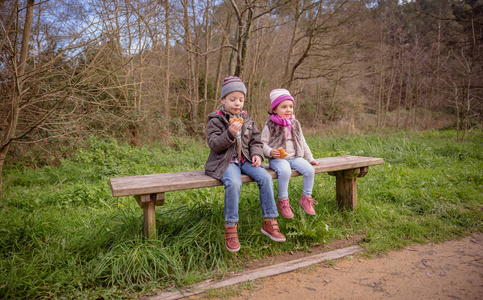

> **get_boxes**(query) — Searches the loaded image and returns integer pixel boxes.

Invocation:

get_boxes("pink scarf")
[270,114,294,138]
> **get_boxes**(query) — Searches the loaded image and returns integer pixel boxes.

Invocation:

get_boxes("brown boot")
[225,224,240,252]
[261,219,286,242]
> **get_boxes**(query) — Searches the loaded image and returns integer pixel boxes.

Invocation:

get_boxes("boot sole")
[280,212,294,219]
[302,209,316,215]
[225,243,240,252]
[261,228,286,242]
[299,203,316,215]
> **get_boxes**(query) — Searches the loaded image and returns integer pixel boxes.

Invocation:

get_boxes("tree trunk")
[164,0,171,120]
[230,0,243,77]
[213,13,231,111]
[327,70,340,122]
[202,0,211,124]
[180,0,197,132]
[0,0,34,193]
[190,1,200,132]
[282,1,300,89]
[397,67,404,129]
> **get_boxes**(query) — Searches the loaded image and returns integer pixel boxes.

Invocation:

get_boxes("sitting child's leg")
[221,163,242,223]
[240,161,278,218]
[290,157,315,196]
[290,157,318,215]
[240,161,286,242]
[269,158,294,218]
[220,163,242,252]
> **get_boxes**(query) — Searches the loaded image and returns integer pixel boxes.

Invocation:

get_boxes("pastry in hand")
[277,147,288,159]
[229,117,244,125]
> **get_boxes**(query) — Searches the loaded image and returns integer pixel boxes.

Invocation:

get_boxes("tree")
[1,0,35,191]
[0,0,108,191]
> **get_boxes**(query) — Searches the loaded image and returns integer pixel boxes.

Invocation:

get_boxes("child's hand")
[270,149,281,158]
[251,156,262,167]
[310,160,320,166]
[228,122,242,136]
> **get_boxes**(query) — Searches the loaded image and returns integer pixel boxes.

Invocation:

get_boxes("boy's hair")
[221,76,247,99]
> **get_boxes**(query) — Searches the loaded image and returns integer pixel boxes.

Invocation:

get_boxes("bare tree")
[0,0,34,191]
[0,0,107,190]
[163,0,171,120]
[226,0,281,78]
[280,0,363,89]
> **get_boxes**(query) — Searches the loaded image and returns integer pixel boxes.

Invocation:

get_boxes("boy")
[205,76,286,252]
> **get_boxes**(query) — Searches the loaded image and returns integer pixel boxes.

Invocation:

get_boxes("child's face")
[221,91,245,115]
[273,100,294,119]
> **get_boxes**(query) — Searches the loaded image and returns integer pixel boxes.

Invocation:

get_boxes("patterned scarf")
[269,113,294,138]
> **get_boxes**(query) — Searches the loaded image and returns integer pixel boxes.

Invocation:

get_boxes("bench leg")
[143,201,157,239]
[329,168,361,210]
[135,193,165,239]
[336,174,357,209]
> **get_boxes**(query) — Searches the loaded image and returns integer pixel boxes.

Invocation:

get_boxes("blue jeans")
[269,157,315,199]
[220,161,279,223]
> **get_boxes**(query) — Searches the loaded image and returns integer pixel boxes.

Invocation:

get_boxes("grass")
[1,130,482,299]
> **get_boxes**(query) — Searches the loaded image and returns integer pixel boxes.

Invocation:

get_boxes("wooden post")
[328,168,364,210]
[135,193,164,239]
[143,200,156,239]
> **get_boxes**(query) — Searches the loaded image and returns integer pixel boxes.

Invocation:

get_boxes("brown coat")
[204,111,264,179]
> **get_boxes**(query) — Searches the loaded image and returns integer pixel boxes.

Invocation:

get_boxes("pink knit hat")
[270,88,294,111]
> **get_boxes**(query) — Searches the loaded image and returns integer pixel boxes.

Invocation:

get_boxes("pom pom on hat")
[220,76,247,99]
[270,88,294,111]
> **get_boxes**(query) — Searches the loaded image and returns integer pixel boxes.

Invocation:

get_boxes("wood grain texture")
[143,201,156,239]
[336,175,358,209]
[110,156,384,197]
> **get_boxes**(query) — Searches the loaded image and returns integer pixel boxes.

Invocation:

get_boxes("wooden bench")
[109,155,384,239]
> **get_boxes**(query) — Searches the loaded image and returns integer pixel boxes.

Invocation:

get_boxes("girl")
[205,77,286,252]
[261,88,320,219]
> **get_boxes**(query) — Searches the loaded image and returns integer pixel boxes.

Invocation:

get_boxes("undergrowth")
[1,130,482,299]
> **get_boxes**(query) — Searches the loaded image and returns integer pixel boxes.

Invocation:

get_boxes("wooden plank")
[149,245,364,300]
[110,170,221,197]
[110,156,384,197]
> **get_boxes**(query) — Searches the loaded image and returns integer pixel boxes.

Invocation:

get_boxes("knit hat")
[220,76,247,99]
[270,88,294,111]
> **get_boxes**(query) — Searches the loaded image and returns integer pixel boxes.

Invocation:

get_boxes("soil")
[193,232,483,299]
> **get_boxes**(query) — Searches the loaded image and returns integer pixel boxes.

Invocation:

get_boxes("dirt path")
[186,232,482,300]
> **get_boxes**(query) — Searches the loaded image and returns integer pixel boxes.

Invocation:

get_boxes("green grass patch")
[1,130,482,298]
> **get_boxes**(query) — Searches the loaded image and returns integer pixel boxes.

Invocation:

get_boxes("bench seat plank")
[110,155,383,197]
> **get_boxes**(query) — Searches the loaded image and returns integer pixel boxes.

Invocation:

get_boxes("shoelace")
[303,196,318,206]
[279,200,293,209]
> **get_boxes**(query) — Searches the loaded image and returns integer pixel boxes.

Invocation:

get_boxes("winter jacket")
[205,111,264,179]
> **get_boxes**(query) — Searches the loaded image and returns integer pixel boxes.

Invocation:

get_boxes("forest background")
[0,0,482,190]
